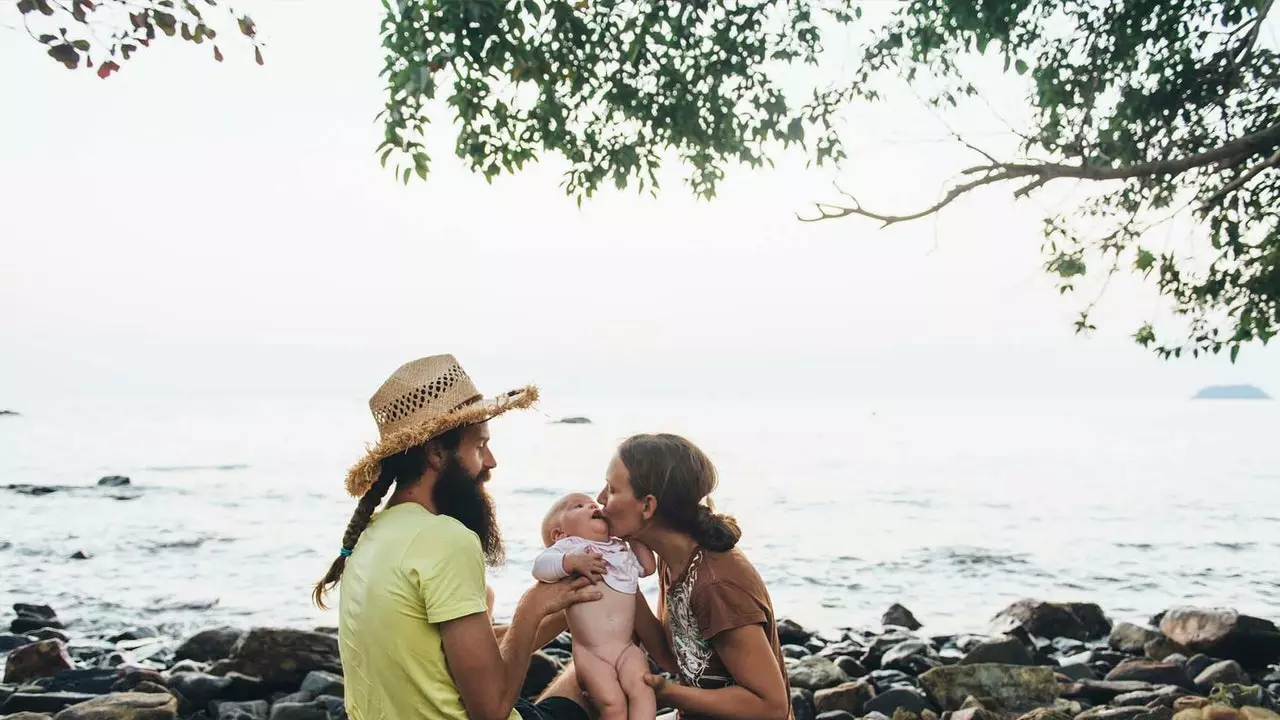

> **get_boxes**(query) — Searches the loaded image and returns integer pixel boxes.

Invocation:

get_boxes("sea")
[2,394,1279,644]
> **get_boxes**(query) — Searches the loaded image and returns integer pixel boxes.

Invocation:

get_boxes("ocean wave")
[1208,541,1255,551]
[143,464,249,473]
[1114,542,1155,550]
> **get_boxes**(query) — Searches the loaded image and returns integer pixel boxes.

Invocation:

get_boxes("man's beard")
[433,454,505,566]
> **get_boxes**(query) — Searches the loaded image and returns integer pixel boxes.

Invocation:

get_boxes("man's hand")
[562,549,607,584]
[644,672,670,703]
[516,575,602,619]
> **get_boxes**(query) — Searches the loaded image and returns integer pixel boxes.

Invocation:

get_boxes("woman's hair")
[311,426,463,609]
[617,433,741,552]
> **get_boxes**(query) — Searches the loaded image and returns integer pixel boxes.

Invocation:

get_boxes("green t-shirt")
[338,502,518,720]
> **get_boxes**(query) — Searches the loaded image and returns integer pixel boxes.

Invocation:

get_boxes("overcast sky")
[2,0,1277,404]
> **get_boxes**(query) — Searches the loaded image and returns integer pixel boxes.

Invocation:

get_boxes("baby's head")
[541,492,610,546]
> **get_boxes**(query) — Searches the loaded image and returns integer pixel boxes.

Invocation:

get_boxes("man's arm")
[493,610,568,649]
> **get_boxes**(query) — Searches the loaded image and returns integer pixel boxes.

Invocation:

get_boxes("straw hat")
[344,354,538,496]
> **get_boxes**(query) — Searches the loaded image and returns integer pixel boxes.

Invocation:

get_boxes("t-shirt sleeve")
[404,522,488,624]
[693,579,769,641]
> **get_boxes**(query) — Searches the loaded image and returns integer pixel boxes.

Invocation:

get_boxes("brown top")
[657,546,791,719]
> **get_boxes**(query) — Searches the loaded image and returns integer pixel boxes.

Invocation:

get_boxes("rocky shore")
[2,599,1279,720]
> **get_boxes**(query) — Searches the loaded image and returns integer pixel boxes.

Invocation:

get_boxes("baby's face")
[553,493,610,543]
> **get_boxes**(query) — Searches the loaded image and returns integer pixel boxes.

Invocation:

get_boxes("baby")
[534,493,657,720]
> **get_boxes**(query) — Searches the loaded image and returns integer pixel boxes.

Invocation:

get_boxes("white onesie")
[532,537,644,595]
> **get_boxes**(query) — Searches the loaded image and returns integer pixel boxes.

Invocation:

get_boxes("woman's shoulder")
[694,547,767,591]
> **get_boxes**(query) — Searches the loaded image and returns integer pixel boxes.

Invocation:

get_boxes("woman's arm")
[646,624,790,720]
[633,590,677,673]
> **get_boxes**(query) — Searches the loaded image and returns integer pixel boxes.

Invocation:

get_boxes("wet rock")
[1,633,36,652]
[168,674,233,707]
[2,713,55,720]
[806,638,829,654]
[109,629,158,645]
[42,669,120,694]
[221,630,339,689]
[174,629,244,664]
[1172,709,1280,720]
[1,693,98,715]
[97,476,131,487]
[813,680,875,716]
[1055,638,1088,656]
[1113,686,1188,707]
[297,671,342,699]
[210,700,269,720]
[864,687,934,716]
[6,485,61,497]
[266,701,329,720]
[1186,656,1220,683]
[1149,638,1194,662]
[779,619,815,647]
[312,696,343,720]
[4,640,76,684]
[1105,660,1192,688]
[520,651,560,699]
[1196,661,1250,691]
[884,605,924,631]
[1061,681,1156,704]
[790,656,851,691]
[961,637,1035,666]
[791,688,816,720]
[953,708,1004,720]
[1112,624,1164,654]
[1059,663,1099,682]
[1017,708,1075,720]
[1075,707,1154,720]
[69,551,91,561]
[818,641,865,660]
[917,663,1058,711]
[166,660,208,676]
[868,670,919,692]
[834,656,868,679]
[1159,609,1280,670]
[784,645,813,659]
[1174,697,1211,712]
[10,605,65,635]
[33,630,72,644]
[883,641,941,675]
[814,712,856,720]
[992,601,1109,642]
[52,691,177,719]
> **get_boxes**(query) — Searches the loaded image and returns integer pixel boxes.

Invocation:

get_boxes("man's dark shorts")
[514,696,589,720]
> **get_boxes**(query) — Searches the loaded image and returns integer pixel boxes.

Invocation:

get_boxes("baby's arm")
[532,547,569,583]
[629,540,657,578]
[534,544,608,584]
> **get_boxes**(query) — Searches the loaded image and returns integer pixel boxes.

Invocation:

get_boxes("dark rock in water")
[815,712,857,720]
[109,627,159,644]
[11,604,65,635]
[0,691,97,715]
[1159,607,1280,669]
[169,673,234,707]
[32,629,71,643]
[818,640,865,660]
[220,629,339,688]
[0,410,20,416]
[1196,660,1250,691]
[834,656,868,679]
[53,691,178,719]
[1110,623,1163,654]
[961,637,1035,666]
[868,669,918,691]
[211,699,269,720]
[864,687,934,716]
[813,680,875,716]
[298,671,343,699]
[1105,659,1192,688]
[97,476,132,487]
[41,668,120,694]
[69,551,91,561]
[992,600,1110,641]
[175,628,245,663]
[7,485,61,497]
[784,644,812,659]
[883,604,924,631]
[789,656,851,691]
[1,633,37,652]
[778,619,814,647]
[806,638,828,654]
[1052,637,1087,655]
[1186,655,1218,682]
[791,688,817,720]
[1061,680,1155,703]
[882,640,941,674]
[520,651,560,699]
[553,417,591,424]
[917,663,1059,711]
[3,640,75,684]
[266,700,330,720]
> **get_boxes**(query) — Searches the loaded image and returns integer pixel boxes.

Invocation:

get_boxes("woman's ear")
[641,494,658,522]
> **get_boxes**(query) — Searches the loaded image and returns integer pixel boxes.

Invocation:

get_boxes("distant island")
[1193,384,1271,400]
[553,416,592,424]
[0,409,19,416]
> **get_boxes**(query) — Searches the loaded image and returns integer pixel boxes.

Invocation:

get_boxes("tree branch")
[1199,146,1280,211]
[802,123,1280,226]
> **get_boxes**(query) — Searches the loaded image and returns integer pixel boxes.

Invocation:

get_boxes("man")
[313,354,601,720]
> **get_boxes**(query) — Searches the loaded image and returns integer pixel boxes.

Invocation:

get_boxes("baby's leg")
[575,645,628,720]
[616,644,656,720]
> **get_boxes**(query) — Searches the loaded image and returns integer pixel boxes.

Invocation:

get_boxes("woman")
[595,433,792,720]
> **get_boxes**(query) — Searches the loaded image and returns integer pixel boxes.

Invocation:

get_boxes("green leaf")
[1230,345,1240,363]
[1015,59,1028,75]
[1135,248,1155,272]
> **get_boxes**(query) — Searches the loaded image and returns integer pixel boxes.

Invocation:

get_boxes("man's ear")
[426,443,448,472]
[641,494,658,522]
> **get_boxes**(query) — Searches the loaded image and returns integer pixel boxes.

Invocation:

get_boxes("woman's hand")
[516,575,602,620]
[563,548,607,584]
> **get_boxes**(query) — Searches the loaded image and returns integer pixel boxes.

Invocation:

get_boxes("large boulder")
[813,680,876,716]
[1159,608,1280,669]
[917,663,1058,711]
[883,605,924,631]
[52,692,177,720]
[1111,623,1164,654]
[3,640,75,684]
[174,629,245,663]
[790,656,851,691]
[992,601,1110,641]
[220,630,339,689]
